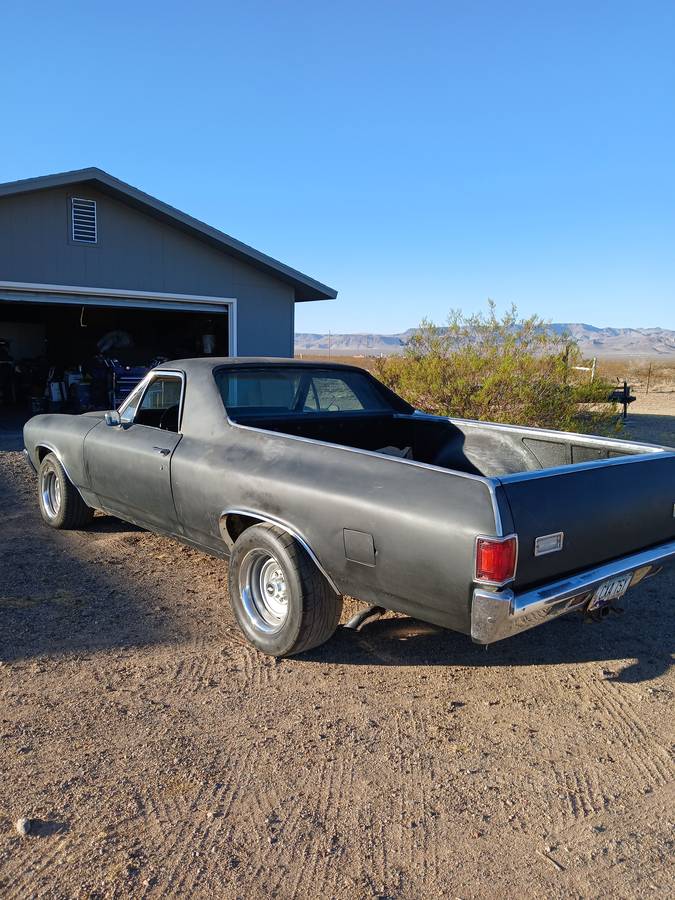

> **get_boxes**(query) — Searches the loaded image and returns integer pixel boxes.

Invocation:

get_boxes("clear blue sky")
[2,1,674,333]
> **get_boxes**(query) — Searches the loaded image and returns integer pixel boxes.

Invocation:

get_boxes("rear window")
[214,367,395,416]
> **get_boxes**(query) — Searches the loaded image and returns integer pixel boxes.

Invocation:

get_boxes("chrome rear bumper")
[471,538,675,644]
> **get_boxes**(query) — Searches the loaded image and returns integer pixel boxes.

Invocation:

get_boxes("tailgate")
[500,453,675,589]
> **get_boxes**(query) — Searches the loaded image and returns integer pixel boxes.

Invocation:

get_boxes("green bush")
[374,303,618,433]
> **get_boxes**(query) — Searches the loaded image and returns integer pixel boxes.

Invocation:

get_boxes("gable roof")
[0,167,337,302]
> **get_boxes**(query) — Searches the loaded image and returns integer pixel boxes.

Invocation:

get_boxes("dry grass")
[594,358,675,394]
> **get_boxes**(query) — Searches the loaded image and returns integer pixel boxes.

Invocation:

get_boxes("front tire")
[228,524,343,657]
[38,452,94,529]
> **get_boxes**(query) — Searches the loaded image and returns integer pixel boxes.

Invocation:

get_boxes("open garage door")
[0,284,235,430]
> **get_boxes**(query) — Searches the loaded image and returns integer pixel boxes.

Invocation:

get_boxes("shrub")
[374,302,618,433]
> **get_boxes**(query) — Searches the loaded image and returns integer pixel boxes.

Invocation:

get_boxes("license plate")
[587,574,632,611]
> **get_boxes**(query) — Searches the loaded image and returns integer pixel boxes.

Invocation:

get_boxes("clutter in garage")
[0,301,228,415]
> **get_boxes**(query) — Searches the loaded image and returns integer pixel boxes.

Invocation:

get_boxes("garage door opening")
[0,299,229,420]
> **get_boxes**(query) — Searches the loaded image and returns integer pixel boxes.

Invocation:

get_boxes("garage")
[0,284,233,413]
[0,167,336,432]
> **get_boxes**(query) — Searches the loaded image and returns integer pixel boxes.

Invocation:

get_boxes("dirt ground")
[1,392,674,899]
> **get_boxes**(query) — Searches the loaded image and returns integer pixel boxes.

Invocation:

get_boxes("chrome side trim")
[485,481,504,536]
[442,413,669,454]
[471,538,675,644]
[220,508,341,595]
[409,412,673,481]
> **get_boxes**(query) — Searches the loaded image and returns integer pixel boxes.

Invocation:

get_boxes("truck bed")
[232,409,663,478]
[234,409,675,593]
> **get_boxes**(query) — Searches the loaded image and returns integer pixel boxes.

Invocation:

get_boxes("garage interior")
[0,298,229,416]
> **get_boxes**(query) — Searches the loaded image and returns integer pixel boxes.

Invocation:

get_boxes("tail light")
[475,535,518,586]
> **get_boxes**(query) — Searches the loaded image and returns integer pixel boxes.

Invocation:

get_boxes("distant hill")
[295,324,675,358]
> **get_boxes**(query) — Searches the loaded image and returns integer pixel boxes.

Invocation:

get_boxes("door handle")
[153,447,171,456]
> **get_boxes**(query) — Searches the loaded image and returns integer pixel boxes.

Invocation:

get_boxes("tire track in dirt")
[392,708,440,891]
[0,796,149,899]
[284,756,338,900]
[171,651,217,695]
[237,642,281,690]
[260,749,359,900]
[541,780,675,898]
[244,751,340,898]
[145,744,255,898]
[538,670,621,823]
[150,780,214,896]
[392,714,415,867]
[320,756,357,899]
[416,770,439,883]
[585,677,673,788]
[550,763,606,821]
[351,708,442,897]
[0,834,70,898]
[356,799,384,897]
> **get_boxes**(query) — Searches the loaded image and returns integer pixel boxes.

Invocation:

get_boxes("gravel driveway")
[1,399,673,899]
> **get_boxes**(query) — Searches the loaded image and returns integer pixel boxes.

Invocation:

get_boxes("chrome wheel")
[239,549,289,633]
[41,469,61,519]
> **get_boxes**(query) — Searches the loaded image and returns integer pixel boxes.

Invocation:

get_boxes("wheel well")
[221,512,262,547]
[219,511,340,595]
[36,445,52,463]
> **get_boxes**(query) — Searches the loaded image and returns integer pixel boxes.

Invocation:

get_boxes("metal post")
[623,380,628,419]
[646,363,652,395]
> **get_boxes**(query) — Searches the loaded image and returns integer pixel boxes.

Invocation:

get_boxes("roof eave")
[0,167,338,302]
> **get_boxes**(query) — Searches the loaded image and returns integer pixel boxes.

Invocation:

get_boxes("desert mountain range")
[295,323,675,358]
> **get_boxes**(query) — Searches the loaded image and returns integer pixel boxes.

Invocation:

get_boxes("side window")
[306,376,366,412]
[214,366,395,417]
[133,376,183,431]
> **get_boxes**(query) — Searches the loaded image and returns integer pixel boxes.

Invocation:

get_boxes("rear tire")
[227,523,343,657]
[38,452,94,530]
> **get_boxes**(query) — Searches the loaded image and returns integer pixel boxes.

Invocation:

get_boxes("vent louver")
[71,198,97,243]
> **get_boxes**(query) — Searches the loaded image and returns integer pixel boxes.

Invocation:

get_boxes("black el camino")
[23,358,675,657]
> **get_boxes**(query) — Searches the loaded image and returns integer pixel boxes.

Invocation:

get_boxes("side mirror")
[104,410,121,427]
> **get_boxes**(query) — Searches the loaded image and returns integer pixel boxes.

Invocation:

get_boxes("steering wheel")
[159,404,179,431]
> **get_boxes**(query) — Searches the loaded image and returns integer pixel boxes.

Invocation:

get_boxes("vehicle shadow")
[87,514,144,535]
[0,459,177,663]
[302,594,674,683]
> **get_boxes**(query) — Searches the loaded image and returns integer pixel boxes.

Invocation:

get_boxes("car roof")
[159,357,361,372]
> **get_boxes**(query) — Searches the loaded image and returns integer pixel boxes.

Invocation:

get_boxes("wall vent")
[71,198,97,243]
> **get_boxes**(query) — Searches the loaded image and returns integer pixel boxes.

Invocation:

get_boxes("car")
[24,357,675,657]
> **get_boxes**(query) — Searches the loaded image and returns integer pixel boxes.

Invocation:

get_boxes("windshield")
[214,366,398,417]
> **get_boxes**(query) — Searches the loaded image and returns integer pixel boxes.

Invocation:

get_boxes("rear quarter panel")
[171,421,500,634]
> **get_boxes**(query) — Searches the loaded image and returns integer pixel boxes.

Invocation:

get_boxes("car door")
[83,371,184,531]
